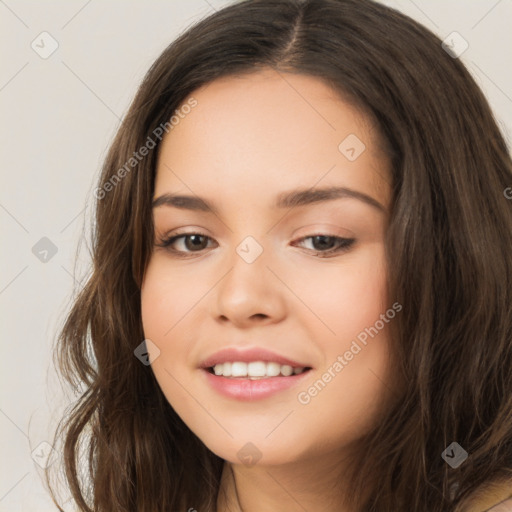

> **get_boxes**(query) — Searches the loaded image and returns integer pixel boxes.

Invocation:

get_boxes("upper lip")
[199,347,312,369]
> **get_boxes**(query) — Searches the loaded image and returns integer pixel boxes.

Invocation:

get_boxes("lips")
[199,347,312,370]
[198,347,313,400]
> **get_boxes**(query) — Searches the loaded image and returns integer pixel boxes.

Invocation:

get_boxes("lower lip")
[201,368,312,401]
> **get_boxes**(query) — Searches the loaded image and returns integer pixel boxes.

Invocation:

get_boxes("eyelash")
[155,231,356,258]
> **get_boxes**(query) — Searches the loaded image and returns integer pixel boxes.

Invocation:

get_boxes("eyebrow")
[152,186,386,214]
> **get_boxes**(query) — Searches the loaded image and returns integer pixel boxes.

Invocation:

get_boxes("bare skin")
[141,68,397,511]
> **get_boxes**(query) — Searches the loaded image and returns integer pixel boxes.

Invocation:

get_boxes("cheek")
[291,243,389,343]
[140,262,198,426]
[293,248,392,428]
[140,257,210,402]
[141,257,204,338]
[140,260,189,384]
[335,250,389,342]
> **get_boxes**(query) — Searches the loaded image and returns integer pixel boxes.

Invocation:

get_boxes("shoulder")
[461,477,512,512]
[486,498,512,511]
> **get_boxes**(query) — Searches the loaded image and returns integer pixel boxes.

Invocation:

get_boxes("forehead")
[155,68,391,212]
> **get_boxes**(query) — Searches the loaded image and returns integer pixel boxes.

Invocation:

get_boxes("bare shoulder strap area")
[485,497,512,512]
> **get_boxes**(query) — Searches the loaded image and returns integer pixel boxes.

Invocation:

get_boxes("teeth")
[223,362,232,377]
[248,361,266,376]
[231,362,247,377]
[281,365,293,376]
[211,361,308,378]
[266,362,281,377]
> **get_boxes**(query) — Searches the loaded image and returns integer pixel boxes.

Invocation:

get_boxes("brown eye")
[292,235,356,257]
[156,232,216,255]
[310,235,337,251]
[181,234,209,251]
[155,232,355,258]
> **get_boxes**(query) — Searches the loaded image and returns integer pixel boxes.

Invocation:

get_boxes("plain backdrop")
[1,0,511,510]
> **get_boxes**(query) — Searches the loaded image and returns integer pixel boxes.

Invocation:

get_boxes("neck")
[216,448,368,512]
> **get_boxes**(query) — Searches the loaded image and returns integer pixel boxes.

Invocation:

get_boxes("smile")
[199,346,314,400]
[208,361,311,379]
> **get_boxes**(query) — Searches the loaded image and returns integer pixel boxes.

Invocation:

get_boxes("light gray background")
[1,1,511,510]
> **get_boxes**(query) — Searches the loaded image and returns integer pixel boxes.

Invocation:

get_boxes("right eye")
[155,232,218,257]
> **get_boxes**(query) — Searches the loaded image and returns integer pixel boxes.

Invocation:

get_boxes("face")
[141,68,396,467]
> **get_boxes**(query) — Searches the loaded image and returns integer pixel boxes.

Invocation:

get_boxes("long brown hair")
[45,0,512,510]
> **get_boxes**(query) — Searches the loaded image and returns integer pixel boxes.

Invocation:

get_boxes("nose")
[212,238,287,328]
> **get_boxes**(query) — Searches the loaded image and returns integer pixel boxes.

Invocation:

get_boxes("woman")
[45,0,512,510]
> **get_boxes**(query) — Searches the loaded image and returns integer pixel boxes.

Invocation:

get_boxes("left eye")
[292,235,356,257]
[156,233,355,258]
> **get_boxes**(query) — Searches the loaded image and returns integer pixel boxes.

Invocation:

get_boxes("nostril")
[251,314,268,321]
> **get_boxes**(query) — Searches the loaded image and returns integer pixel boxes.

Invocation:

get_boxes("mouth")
[199,347,314,400]
[205,361,313,379]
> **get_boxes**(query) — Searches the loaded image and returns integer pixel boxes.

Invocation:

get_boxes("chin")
[198,429,312,467]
